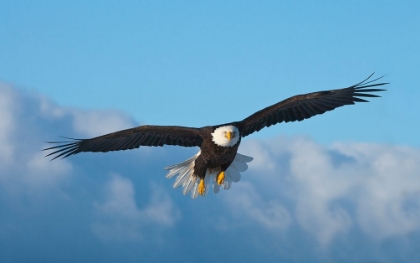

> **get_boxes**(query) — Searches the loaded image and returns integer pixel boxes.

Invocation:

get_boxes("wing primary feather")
[355,88,386,92]
[353,72,383,87]
[239,73,387,137]
[49,145,78,160]
[43,141,78,151]
[353,92,381,98]
[43,139,80,160]
[352,97,369,103]
[44,125,203,160]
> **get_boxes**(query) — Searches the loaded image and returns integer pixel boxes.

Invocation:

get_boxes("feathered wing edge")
[350,73,388,102]
[238,73,388,137]
[164,151,253,199]
[43,137,83,160]
[43,125,203,160]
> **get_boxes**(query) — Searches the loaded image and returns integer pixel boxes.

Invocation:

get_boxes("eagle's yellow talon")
[216,171,225,185]
[198,179,205,195]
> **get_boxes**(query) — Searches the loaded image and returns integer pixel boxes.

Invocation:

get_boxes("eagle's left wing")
[43,125,203,160]
[238,73,387,138]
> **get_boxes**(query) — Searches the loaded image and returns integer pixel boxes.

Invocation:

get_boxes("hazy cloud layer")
[241,138,420,246]
[91,175,180,242]
[1,83,419,263]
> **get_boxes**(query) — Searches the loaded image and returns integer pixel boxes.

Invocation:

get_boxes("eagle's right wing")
[43,125,203,160]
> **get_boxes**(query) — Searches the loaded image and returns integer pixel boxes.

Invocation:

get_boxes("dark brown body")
[194,126,241,179]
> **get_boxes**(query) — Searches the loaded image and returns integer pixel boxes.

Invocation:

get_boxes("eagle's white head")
[211,125,240,147]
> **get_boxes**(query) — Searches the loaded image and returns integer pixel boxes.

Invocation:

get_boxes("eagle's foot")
[198,179,205,196]
[216,171,225,185]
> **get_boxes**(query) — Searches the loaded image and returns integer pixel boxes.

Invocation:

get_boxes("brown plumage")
[43,73,387,198]
[237,73,387,137]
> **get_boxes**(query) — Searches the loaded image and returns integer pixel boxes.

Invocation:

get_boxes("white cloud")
[240,140,277,173]
[0,84,18,164]
[91,175,180,242]
[223,182,292,231]
[70,109,133,137]
[24,151,72,188]
[0,84,72,198]
[288,138,354,245]
[1,82,420,262]
[239,137,420,245]
[37,93,67,119]
[333,142,420,239]
[0,83,140,211]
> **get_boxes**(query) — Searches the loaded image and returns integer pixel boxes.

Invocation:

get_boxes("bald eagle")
[44,73,387,198]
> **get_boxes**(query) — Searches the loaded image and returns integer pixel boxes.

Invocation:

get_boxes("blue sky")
[1,1,420,263]
[1,1,419,145]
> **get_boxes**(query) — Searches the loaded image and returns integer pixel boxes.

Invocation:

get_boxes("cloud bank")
[1,83,419,263]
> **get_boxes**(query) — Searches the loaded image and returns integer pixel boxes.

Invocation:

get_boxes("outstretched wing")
[44,125,203,160]
[238,73,387,137]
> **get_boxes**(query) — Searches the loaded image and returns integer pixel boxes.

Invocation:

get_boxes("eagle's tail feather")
[164,151,253,199]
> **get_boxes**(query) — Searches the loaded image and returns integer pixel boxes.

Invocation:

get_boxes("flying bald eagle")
[44,73,387,198]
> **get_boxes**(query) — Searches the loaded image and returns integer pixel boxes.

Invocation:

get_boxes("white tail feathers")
[164,151,253,199]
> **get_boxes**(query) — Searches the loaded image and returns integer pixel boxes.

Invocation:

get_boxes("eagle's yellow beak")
[225,131,232,140]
